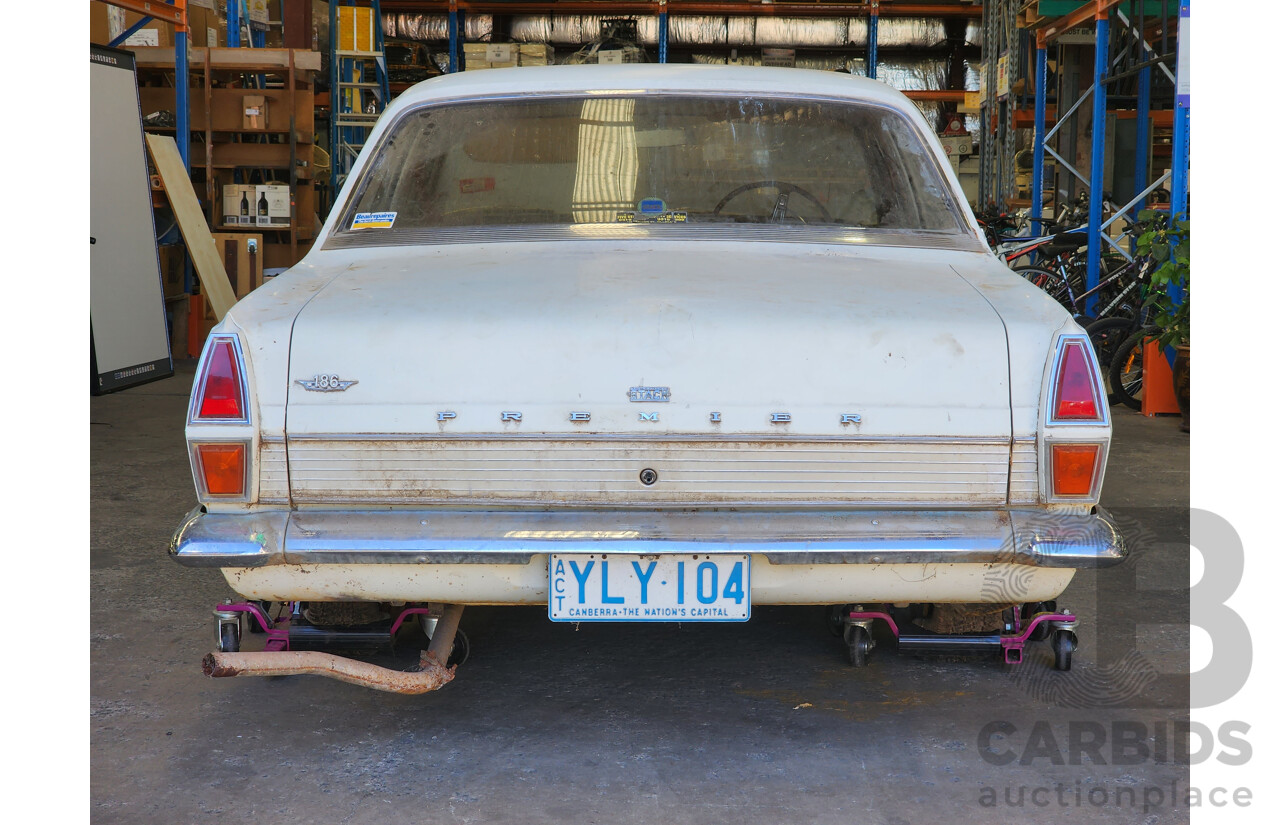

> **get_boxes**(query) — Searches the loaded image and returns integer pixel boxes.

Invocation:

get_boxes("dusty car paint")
[180,66,1119,609]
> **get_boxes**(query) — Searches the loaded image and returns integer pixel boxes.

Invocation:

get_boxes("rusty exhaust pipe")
[202,604,465,695]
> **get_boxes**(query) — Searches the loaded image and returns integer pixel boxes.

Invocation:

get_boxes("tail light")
[1050,338,1103,422]
[188,334,253,502]
[1050,443,1101,497]
[192,336,247,422]
[193,443,248,497]
[1043,334,1109,502]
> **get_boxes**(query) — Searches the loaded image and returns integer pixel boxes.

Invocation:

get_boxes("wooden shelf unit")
[132,47,321,268]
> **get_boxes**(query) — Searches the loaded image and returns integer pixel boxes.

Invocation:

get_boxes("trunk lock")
[639,468,658,486]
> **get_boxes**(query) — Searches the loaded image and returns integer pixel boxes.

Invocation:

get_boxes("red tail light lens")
[195,443,247,496]
[1051,443,1100,497]
[1052,340,1101,420]
[195,337,246,420]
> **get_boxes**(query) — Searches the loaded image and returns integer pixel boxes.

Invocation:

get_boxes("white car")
[172,66,1125,692]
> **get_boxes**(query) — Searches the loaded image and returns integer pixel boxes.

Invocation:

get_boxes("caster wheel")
[1052,629,1077,671]
[448,629,470,668]
[826,605,848,637]
[844,625,872,667]
[218,620,241,653]
[1023,601,1057,642]
[422,621,470,668]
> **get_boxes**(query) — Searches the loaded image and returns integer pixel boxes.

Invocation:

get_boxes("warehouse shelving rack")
[991,0,1189,316]
[380,1,982,84]
[131,47,321,267]
[101,0,191,170]
[330,1,391,195]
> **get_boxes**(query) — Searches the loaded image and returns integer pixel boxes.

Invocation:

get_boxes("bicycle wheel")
[1085,317,1135,383]
[1109,328,1157,411]
[1013,265,1074,310]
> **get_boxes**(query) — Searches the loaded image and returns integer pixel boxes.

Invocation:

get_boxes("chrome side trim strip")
[283,433,1013,444]
[170,507,1127,570]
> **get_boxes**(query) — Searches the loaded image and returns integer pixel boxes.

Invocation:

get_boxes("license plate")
[548,554,751,622]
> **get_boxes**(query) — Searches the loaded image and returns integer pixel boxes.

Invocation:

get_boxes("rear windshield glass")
[337,95,963,233]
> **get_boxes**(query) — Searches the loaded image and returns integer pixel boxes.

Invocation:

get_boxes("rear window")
[337,94,963,233]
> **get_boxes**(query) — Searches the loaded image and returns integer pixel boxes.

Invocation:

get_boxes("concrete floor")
[92,360,1190,824]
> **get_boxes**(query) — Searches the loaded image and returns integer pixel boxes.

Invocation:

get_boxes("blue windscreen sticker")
[351,211,397,230]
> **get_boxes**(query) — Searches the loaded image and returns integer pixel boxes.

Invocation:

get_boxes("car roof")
[387,64,915,112]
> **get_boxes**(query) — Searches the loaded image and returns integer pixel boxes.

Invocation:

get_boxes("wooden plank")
[187,142,313,173]
[131,47,322,73]
[145,134,238,322]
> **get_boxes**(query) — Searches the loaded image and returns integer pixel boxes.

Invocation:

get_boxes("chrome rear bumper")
[170,506,1126,570]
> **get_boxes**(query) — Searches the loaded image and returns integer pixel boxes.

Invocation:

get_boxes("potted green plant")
[1136,211,1190,431]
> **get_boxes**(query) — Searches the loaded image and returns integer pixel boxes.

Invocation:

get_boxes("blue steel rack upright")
[226,0,268,49]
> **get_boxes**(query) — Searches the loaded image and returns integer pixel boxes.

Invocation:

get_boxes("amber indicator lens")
[196,443,246,496]
[1051,443,1100,497]
[1053,341,1100,420]
[197,338,245,419]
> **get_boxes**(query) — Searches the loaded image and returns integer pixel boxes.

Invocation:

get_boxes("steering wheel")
[712,180,832,223]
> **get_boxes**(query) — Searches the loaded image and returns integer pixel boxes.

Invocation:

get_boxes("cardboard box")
[761,48,795,68]
[255,185,291,228]
[115,7,172,48]
[463,43,514,70]
[222,184,256,226]
[519,44,553,66]
[242,95,268,130]
[249,0,271,26]
[187,6,225,48]
[91,1,110,45]
[93,0,225,47]
[464,42,555,70]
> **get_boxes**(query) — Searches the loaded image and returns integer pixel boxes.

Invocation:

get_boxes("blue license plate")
[548,554,751,622]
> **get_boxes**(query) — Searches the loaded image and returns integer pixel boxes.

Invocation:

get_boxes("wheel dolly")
[839,604,1080,671]
[204,600,470,694]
